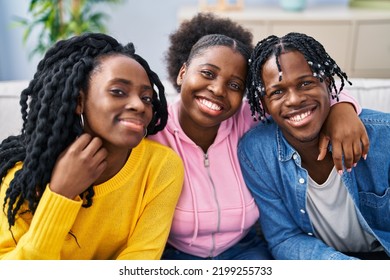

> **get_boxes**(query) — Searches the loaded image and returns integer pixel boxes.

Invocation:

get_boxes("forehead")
[262,51,311,80]
[94,54,150,83]
[190,45,247,73]
[193,45,245,61]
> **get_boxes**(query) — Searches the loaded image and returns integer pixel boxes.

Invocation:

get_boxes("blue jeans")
[162,227,273,260]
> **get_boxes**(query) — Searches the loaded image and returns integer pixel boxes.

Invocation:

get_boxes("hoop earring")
[80,114,85,129]
[144,127,148,138]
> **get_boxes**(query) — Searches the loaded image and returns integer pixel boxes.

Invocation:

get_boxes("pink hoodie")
[149,93,360,258]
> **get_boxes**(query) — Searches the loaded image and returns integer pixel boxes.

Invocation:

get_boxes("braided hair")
[0,33,168,229]
[166,12,253,92]
[247,32,351,121]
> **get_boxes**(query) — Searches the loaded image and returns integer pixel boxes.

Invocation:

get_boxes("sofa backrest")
[1,78,389,142]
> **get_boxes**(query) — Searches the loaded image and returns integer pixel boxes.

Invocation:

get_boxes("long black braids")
[246,32,351,121]
[0,33,168,229]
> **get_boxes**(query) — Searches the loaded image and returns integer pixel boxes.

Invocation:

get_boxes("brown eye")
[110,89,125,96]
[142,96,153,105]
[200,70,214,79]
[228,81,242,91]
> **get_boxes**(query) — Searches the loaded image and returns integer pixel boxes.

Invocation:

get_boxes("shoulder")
[142,139,184,170]
[360,109,390,124]
[1,161,22,187]
[238,118,279,161]
[144,138,180,158]
[240,118,278,146]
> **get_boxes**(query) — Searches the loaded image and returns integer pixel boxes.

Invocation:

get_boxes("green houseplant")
[16,0,123,58]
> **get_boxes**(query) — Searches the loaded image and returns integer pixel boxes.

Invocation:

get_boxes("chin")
[116,136,144,149]
[296,134,319,143]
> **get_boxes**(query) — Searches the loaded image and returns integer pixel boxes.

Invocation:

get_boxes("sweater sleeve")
[116,151,184,260]
[332,90,362,114]
[0,185,82,260]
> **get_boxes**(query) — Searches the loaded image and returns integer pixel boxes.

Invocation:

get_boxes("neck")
[95,145,131,185]
[178,107,219,153]
[290,138,334,185]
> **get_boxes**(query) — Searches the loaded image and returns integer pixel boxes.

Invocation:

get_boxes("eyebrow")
[111,77,153,91]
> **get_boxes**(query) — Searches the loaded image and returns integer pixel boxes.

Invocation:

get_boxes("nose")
[125,94,145,112]
[208,79,226,97]
[284,88,306,106]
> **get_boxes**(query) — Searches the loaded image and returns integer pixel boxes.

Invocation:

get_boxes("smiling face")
[261,51,330,146]
[80,54,153,151]
[177,45,247,133]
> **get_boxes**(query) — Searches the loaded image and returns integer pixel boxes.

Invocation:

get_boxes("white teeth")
[199,98,222,111]
[289,111,311,122]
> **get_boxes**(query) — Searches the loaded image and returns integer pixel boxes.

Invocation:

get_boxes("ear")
[176,63,187,86]
[76,90,85,115]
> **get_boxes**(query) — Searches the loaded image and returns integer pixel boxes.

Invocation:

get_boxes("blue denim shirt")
[238,109,390,260]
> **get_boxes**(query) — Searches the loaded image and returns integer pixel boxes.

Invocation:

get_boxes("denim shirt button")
[293,154,298,160]
[307,232,313,236]
[300,209,306,214]
[299,178,305,184]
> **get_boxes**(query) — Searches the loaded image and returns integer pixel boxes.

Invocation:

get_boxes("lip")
[195,96,226,116]
[283,105,317,128]
[117,117,146,132]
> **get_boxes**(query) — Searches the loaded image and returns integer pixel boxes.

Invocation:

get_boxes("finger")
[71,133,93,151]
[331,142,344,174]
[317,134,330,161]
[91,146,108,166]
[82,136,104,156]
[351,139,363,166]
[95,159,108,178]
[360,133,370,160]
[342,143,354,172]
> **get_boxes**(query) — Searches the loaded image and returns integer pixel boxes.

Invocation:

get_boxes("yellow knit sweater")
[0,139,184,260]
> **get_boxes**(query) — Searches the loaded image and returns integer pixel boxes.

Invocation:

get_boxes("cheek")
[146,106,155,123]
[229,93,244,109]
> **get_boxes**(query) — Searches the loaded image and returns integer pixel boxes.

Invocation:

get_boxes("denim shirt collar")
[276,126,301,164]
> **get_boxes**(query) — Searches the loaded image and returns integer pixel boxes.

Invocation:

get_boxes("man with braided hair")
[238,32,390,259]
[0,33,184,259]
[149,13,369,260]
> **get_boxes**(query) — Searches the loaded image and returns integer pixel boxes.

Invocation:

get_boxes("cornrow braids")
[0,33,168,229]
[166,12,253,92]
[247,32,351,121]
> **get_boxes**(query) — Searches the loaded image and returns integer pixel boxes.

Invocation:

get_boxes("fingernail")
[353,163,357,167]
[338,170,343,175]
[347,168,352,172]
[363,154,367,160]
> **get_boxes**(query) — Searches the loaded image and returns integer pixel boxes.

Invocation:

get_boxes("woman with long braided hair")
[0,33,184,259]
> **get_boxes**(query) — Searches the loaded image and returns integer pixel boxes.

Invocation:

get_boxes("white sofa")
[1,78,390,142]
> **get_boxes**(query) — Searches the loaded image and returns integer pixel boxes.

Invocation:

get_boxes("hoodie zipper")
[204,152,221,257]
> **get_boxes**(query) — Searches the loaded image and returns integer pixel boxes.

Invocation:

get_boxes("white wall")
[0,0,348,82]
